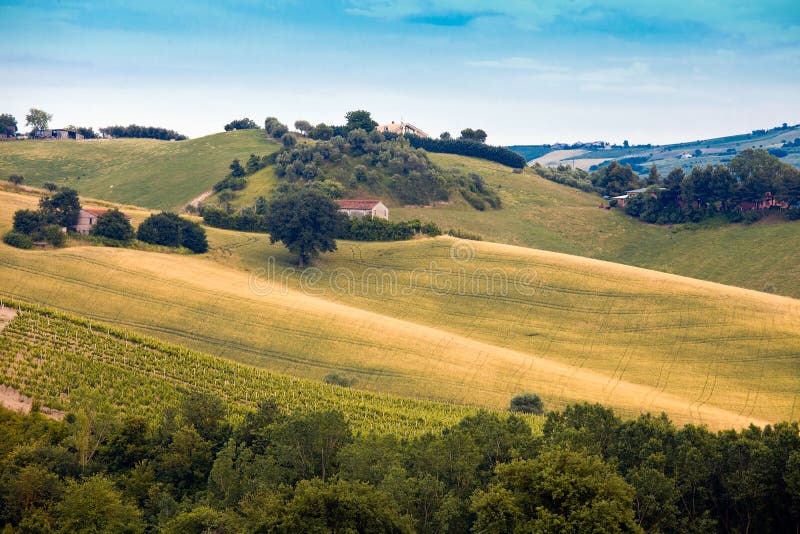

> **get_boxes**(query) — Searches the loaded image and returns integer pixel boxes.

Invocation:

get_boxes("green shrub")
[786,208,800,221]
[323,373,357,387]
[42,225,66,247]
[509,393,544,415]
[137,212,207,253]
[91,209,134,241]
[3,231,34,249]
[446,228,482,241]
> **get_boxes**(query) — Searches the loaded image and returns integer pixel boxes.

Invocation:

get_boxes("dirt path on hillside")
[0,385,64,420]
[186,189,213,210]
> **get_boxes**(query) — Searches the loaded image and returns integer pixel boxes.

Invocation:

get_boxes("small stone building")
[73,208,129,234]
[336,200,389,219]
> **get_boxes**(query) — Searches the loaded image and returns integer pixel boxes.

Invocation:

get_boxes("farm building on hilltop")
[73,208,129,234]
[375,121,429,139]
[336,199,389,219]
[34,129,84,141]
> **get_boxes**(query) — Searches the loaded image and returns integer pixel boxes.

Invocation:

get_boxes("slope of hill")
[2,189,798,429]
[511,124,800,172]
[0,302,479,436]
[0,130,279,210]
[393,153,800,298]
[4,135,800,301]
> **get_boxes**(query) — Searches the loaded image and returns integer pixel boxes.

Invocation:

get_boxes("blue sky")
[1,0,799,144]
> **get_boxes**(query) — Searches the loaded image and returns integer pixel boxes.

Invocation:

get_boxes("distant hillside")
[510,124,800,173]
[0,130,279,210]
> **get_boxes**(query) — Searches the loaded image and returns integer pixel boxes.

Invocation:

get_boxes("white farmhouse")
[336,199,389,219]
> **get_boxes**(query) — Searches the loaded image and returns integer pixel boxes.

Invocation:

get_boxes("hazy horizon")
[2,0,799,145]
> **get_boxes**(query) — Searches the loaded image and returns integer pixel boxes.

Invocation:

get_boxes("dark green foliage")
[1,391,800,533]
[8,174,23,186]
[91,209,134,241]
[274,134,498,208]
[43,182,58,192]
[459,127,487,143]
[3,230,34,249]
[446,228,482,240]
[76,126,97,139]
[228,158,245,178]
[265,189,344,266]
[201,206,269,233]
[281,133,297,149]
[294,120,313,135]
[309,122,334,140]
[136,212,207,253]
[12,209,45,235]
[224,117,258,131]
[137,212,183,247]
[507,144,553,161]
[99,124,187,140]
[509,393,544,415]
[323,373,357,387]
[180,220,209,253]
[405,135,527,168]
[0,113,17,135]
[264,116,289,138]
[591,161,641,196]
[786,207,800,220]
[344,109,377,132]
[42,225,66,247]
[39,188,81,228]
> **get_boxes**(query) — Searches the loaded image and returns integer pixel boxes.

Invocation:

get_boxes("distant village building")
[375,121,429,139]
[336,199,389,219]
[34,129,84,140]
[73,208,129,234]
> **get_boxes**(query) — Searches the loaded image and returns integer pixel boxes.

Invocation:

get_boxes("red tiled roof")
[82,208,131,220]
[336,199,381,210]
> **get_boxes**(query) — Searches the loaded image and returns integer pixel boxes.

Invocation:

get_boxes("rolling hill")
[511,124,800,172]
[1,188,798,430]
[0,129,279,210]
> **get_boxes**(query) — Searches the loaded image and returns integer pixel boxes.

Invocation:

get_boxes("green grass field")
[0,130,279,210]
[2,189,798,430]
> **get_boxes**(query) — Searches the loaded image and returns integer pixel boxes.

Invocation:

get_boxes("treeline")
[338,216,441,241]
[201,201,442,242]
[404,135,527,169]
[100,124,188,141]
[4,190,207,253]
[2,396,799,532]
[535,149,800,225]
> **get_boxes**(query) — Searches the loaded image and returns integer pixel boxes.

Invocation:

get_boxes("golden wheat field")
[2,189,799,429]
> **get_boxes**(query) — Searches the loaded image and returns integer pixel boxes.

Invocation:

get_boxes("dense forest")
[1,397,799,533]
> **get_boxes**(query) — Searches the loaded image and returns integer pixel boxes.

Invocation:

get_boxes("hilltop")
[0,129,279,210]
[511,123,800,173]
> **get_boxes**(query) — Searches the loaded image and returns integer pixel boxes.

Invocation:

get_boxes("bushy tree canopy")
[224,118,258,131]
[25,108,52,132]
[265,189,343,266]
[344,110,377,132]
[91,209,134,241]
[137,212,207,253]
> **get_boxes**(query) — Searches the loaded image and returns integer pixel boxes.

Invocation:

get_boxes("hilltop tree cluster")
[224,118,259,131]
[273,129,501,208]
[2,395,800,532]
[100,125,188,141]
